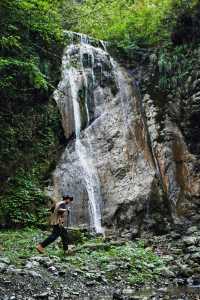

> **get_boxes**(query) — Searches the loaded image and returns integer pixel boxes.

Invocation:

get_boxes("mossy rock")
[67,228,84,244]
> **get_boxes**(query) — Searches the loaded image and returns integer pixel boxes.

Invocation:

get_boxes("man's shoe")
[36,244,45,254]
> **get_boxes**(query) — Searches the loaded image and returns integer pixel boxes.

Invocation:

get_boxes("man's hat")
[63,194,73,201]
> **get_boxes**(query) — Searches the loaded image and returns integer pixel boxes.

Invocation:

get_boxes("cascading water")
[69,45,104,233]
[54,35,110,234]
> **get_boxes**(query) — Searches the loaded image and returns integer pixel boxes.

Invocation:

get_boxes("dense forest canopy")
[74,0,199,47]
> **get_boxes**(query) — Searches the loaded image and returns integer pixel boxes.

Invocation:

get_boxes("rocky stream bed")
[1,226,200,300]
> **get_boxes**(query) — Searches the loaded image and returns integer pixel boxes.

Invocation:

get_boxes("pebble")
[25,261,40,269]
[190,252,200,261]
[186,226,199,234]
[47,266,58,275]
[0,257,10,264]
[28,270,42,278]
[34,292,49,299]
[182,236,198,246]
[0,262,7,272]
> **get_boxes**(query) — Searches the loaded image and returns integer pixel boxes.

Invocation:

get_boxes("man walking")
[36,194,73,254]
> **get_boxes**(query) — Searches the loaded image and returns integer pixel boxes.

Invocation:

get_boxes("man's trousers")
[41,225,68,250]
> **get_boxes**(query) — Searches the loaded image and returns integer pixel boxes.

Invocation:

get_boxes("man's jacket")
[50,201,69,227]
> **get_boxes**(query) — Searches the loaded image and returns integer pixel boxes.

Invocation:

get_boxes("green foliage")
[1,0,199,228]
[0,171,49,226]
[0,0,72,227]
[73,0,198,48]
[0,58,48,90]
[74,0,171,47]
[0,0,64,96]
[0,100,64,227]
[152,44,200,93]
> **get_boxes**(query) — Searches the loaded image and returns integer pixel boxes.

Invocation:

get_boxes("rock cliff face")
[52,36,200,235]
[143,94,200,222]
[142,74,200,226]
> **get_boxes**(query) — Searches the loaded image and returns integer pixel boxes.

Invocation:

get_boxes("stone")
[71,292,79,296]
[160,267,176,278]
[34,292,49,299]
[186,226,199,234]
[190,276,200,286]
[27,270,42,278]
[186,246,199,253]
[170,232,181,239]
[62,293,70,299]
[113,289,123,300]
[190,252,200,261]
[0,257,10,264]
[178,264,193,277]
[52,40,165,234]
[122,288,135,296]
[182,236,198,246]
[47,266,58,276]
[0,262,7,272]
[85,281,96,287]
[25,261,40,269]
[106,264,118,272]
[162,255,174,262]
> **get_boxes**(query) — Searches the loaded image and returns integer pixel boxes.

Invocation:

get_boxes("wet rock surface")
[52,37,168,234]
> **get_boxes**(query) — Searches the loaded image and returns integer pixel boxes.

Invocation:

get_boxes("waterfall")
[54,36,108,234]
[54,31,153,234]
[69,45,104,234]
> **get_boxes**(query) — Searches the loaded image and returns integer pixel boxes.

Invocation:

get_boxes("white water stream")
[64,38,104,233]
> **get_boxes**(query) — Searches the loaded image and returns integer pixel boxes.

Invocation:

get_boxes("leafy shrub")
[151,44,200,93]
[0,170,50,227]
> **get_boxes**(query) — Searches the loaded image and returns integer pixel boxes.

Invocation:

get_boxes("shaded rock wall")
[124,43,200,230]
[143,94,200,223]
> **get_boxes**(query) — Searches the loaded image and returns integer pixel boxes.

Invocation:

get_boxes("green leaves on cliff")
[156,45,200,92]
[74,0,199,47]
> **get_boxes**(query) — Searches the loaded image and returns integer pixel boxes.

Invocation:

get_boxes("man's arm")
[57,203,67,213]
[58,208,67,212]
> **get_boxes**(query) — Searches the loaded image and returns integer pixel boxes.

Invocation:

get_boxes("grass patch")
[0,228,45,264]
[0,229,165,285]
[0,228,66,264]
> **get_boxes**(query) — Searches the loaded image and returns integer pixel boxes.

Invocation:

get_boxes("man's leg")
[60,227,68,251]
[36,225,60,252]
